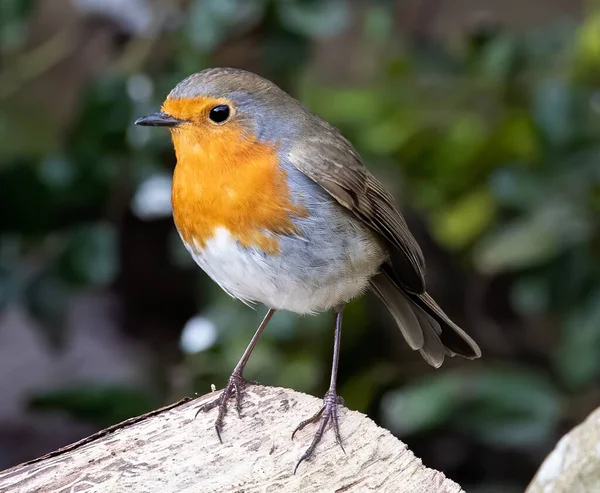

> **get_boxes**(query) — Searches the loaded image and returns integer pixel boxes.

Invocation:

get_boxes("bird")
[135,67,481,472]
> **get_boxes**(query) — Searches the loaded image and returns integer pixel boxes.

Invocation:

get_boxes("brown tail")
[369,271,481,368]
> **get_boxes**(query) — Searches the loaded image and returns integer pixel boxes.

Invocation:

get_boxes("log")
[526,405,600,493]
[0,385,464,493]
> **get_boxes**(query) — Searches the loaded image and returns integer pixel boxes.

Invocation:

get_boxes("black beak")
[135,112,183,127]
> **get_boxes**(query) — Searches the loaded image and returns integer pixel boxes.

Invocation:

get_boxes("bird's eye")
[209,104,230,123]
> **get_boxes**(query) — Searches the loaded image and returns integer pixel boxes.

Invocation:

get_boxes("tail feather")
[369,273,423,350]
[410,292,481,359]
[412,303,447,368]
[369,272,481,367]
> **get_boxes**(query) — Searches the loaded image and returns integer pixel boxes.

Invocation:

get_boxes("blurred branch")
[0,24,79,100]
[0,386,464,493]
[526,405,600,492]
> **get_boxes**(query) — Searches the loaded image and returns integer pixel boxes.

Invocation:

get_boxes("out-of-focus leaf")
[37,155,75,190]
[23,273,70,349]
[0,265,14,313]
[431,186,496,250]
[382,366,561,449]
[0,103,59,161]
[555,289,600,389]
[0,236,21,311]
[360,110,420,155]
[572,11,600,83]
[474,202,592,274]
[186,0,266,49]
[428,114,488,190]
[381,373,463,435]
[277,0,349,38]
[458,366,561,449]
[491,111,540,163]
[341,363,397,412]
[28,386,157,428]
[532,79,581,149]
[0,0,35,50]
[59,222,118,287]
[479,35,519,81]
[300,85,383,125]
[274,354,322,393]
[489,168,546,211]
[362,4,393,46]
[510,276,549,317]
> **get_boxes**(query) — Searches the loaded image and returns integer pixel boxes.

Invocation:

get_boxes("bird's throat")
[170,126,307,254]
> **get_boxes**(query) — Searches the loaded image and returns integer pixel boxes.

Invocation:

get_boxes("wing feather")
[289,128,425,293]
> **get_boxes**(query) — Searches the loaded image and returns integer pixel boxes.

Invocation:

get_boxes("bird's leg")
[292,307,346,473]
[195,308,275,442]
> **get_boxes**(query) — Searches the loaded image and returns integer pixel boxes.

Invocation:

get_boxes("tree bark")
[526,405,600,493]
[0,385,464,493]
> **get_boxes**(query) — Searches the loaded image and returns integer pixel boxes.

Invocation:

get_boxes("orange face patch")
[164,96,307,254]
[162,95,236,125]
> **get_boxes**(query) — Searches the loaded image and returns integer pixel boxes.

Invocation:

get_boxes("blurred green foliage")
[28,385,158,428]
[1,0,600,490]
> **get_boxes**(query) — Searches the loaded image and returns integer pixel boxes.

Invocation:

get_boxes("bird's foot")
[292,389,346,473]
[194,371,257,443]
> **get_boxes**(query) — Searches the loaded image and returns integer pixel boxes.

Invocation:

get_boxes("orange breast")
[169,121,307,254]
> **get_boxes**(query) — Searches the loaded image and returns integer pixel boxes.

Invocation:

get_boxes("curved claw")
[292,390,345,474]
[193,372,254,441]
[291,406,324,440]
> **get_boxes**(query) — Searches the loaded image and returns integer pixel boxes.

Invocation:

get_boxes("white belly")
[183,226,385,314]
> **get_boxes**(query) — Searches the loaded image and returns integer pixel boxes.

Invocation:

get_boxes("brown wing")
[289,128,426,294]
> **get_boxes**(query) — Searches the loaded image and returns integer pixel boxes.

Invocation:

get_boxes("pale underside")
[183,224,386,314]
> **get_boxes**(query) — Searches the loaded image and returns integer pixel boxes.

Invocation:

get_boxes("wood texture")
[0,385,464,493]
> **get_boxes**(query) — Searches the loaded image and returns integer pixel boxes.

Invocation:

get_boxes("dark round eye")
[209,104,230,123]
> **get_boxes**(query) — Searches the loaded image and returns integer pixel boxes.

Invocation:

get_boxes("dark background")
[1,1,598,491]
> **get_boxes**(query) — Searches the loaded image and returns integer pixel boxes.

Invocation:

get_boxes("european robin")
[135,68,481,471]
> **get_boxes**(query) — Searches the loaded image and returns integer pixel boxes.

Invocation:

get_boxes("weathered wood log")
[0,385,464,492]
[526,405,600,493]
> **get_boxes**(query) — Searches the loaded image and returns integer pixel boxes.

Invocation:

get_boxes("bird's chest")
[169,136,386,313]
[181,226,282,305]
[170,134,307,255]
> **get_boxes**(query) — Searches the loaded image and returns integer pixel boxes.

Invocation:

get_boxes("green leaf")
[555,289,600,389]
[382,366,561,449]
[532,79,580,149]
[300,86,384,125]
[479,35,519,81]
[430,186,496,250]
[23,272,70,349]
[187,0,266,49]
[491,111,540,163]
[360,110,420,155]
[489,169,546,211]
[458,366,561,448]
[0,0,35,50]
[0,265,14,313]
[28,386,157,428]
[428,114,489,191]
[59,223,119,287]
[277,0,349,38]
[381,374,463,435]
[510,276,549,317]
[572,11,600,83]
[474,202,592,274]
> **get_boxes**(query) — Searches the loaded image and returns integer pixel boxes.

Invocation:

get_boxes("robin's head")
[135,68,309,149]
[135,68,312,252]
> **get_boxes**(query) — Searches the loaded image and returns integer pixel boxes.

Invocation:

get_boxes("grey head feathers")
[167,68,317,144]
